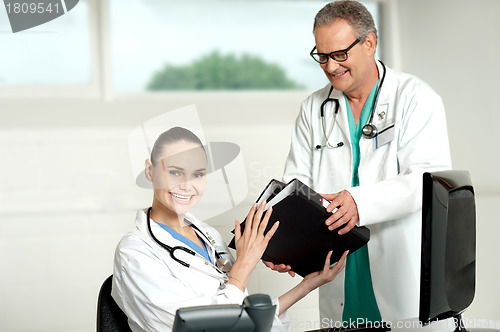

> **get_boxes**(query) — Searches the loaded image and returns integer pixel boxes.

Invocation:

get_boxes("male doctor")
[274,0,452,326]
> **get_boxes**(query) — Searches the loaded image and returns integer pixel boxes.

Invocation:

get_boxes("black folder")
[229,178,370,277]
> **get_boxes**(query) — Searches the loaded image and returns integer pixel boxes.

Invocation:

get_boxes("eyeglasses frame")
[310,37,362,64]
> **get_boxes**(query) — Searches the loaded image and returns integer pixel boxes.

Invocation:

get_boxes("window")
[0,0,381,95]
[0,0,92,87]
[110,0,380,92]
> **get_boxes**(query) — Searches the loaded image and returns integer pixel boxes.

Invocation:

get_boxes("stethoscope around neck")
[315,60,386,150]
[146,207,231,280]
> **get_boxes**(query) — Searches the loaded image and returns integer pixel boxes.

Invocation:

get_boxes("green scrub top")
[342,81,382,323]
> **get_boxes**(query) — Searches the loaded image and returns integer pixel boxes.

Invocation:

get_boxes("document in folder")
[229,178,370,277]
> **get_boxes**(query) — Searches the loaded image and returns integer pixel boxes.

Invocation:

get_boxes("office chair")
[97,275,132,332]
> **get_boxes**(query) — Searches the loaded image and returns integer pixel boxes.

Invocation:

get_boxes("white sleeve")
[349,88,452,226]
[283,100,314,187]
[270,296,291,332]
[112,238,246,332]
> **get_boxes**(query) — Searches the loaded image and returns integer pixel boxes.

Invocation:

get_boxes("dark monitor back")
[419,170,476,325]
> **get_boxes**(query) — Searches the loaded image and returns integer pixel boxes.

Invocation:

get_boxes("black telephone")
[172,293,276,332]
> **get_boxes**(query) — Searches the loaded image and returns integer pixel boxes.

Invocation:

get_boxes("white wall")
[1,1,500,331]
[394,0,500,321]
[0,93,314,332]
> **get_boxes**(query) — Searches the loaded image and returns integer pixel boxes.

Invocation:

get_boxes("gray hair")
[313,1,377,42]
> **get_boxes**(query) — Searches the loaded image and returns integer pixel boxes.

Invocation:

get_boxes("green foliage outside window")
[146,51,303,90]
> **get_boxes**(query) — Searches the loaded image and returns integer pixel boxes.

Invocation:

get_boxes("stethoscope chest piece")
[361,61,388,140]
[362,123,378,139]
[146,207,230,282]
[216,257,232,272]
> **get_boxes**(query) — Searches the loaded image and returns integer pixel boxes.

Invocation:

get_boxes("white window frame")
[0,0,397,100]
[0,0,107,99]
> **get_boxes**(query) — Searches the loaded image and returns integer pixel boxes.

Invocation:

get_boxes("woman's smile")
[169,191,196,204]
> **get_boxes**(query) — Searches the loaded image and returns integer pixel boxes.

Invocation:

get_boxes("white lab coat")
[283,61,452,323]
[111,208,289,332]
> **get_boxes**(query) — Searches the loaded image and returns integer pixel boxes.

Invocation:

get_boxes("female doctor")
[111,126,348,332]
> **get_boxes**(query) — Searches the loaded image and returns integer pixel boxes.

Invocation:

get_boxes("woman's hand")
[229,202,279,291]
[277,250,348,316]
[302,250,348,292]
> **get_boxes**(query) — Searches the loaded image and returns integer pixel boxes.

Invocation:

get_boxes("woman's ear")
[145,158,153,182]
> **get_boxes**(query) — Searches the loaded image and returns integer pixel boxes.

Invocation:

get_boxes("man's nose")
[323,58,341,73]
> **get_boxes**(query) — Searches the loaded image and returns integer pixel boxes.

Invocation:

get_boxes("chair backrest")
[97,275,132,332]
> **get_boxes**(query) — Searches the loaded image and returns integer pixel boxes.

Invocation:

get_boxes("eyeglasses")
[310,38,361,64]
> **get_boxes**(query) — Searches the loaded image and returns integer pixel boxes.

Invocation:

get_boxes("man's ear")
[363,32,377,55]
[145,158,153,182]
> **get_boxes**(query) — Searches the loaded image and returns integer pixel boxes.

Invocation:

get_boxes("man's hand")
[321,190,359,235]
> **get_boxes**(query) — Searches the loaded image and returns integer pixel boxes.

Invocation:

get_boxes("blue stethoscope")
[146,207,232,278]
[315,60,386,150]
